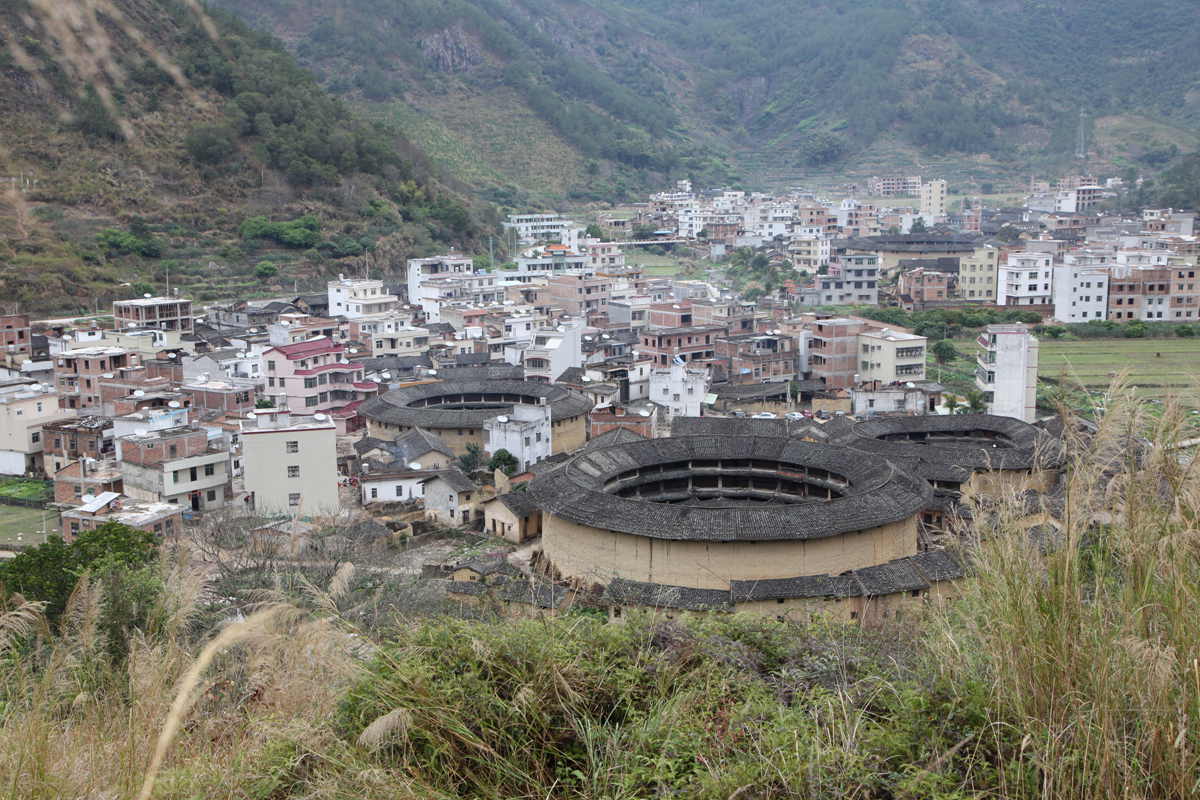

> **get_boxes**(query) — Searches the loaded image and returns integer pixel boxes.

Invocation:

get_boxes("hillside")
[0,0,491,315]
[217,0,1200,201]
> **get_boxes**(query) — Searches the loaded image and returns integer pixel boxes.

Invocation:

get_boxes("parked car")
[751,412,777,419]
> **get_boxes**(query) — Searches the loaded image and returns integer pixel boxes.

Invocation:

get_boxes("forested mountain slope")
[0,0,490,315]
[220,0,1200,200]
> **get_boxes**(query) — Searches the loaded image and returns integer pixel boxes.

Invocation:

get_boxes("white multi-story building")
[327,276,400,319]
[997,252,1054,307]
[919,179,947,222]
[507,319,586,383]
[240,409,338,517]
[483,405,551,471]
[976,324,1039,423]
[413,273,504,323]
[1052,263,1109,323]
[405,255,474,303]
[513,247,592,283]
[503,213,576,245]
[0,379,66,476]
[648,363,707,419]
[856,329,926,384]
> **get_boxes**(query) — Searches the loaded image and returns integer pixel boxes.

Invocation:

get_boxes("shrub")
[254,261,278,279]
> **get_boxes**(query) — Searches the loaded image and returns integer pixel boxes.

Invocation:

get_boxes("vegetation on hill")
[0,0,493,315]
[2,392,1200,797]
[216,0,1200,200]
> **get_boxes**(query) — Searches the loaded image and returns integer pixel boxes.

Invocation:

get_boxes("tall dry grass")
[932,386,1200,799]
[0,551,364,800]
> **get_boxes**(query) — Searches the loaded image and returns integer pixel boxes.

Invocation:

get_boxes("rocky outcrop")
[419,24,483,73]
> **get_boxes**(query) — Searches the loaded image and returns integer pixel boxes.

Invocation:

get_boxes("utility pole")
[1075,108,1087,161]
[488,235,495,271]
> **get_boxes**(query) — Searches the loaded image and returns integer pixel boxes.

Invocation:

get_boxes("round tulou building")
[360,377,593,456]
[526,413,1059,623]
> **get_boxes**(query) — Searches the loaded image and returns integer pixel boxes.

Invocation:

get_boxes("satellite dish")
[601,334,610,340]
[81,494,96,503]
[280,321,291,327]
[905,381,915,388]
[581,376,591,382]
[134,428,148,437]
[314,413,327,421]
[143,293,152,298]
[408,461,422,470]
[101,373,115,379]
[133,390,145,397]
[127,322,137,329]
[246,412,256,419]
[349,348,359,354]
[454,333,463,340]
[639,410,651,417]
[427,369,437,375]
[496,415,509,423]
[168,400,181,408]
[672,304,680,309]
[168,352,177,359]
[247,328,258,334]
[381,371,392,380]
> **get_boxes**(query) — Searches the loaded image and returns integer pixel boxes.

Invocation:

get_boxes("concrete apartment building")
[262,337,378,422]
[42,416,113,475]
[1052,263,1109,323]
[546,274,613,316]
[503,212,575,245]
[182,376,258,414]
[112,296,194,333]
[240,409,338,517]
[959,245,1000,301]
[54,346,141,410]
[483,405,551,472]
[898,267,954,310]
[715,332,799,383]
[637,325,726,368]
[327,276,400,319]
[919,179,947,222]
[0,314,32,365]
[868,175,922,197]
[0,379,66,476]
[119,423,231,512]
[976,324,1039,422]
[61,492,181,542]
[648,363,708,419]
[857,329,927,384]
[997,252,1054,308]
[513,246,592,282]
[406,254,474,302]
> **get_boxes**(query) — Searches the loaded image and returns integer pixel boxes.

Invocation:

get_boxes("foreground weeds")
[1,388,1199,798]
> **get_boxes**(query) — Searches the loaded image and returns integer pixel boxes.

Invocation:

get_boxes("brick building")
[54,347,141,410]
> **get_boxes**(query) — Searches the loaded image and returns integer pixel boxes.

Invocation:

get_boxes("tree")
[74,85,122,141]
[0,522,158,620]
[458,442,485,473]
[965,389,988,413]
[931,340,958,365]
[255,261,279,280]
[255,397,275,408]
[910,217,928,234]
[585,223,604,238]
[185,124,236,165]
[487,449,519,476]
[943,394,960,414]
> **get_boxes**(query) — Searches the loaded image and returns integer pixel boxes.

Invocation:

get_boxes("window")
[31,432,40,444]
[371,487,378,499]
[285,441,299,454]
[288,493,301,507]
[206,489,216,501]
[168,444,177,458]
[287,465,301,478]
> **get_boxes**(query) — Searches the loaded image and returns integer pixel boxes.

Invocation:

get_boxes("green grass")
[0,506,54,548]
[0,478,52,502]
[1038,338,1200,409]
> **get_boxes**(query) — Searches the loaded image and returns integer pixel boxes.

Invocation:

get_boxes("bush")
[240,215,322,248]
[185,123,237,165]
[254,261,278,279]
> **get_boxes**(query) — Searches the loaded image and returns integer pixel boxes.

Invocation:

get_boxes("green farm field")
[0,505,53,549]
[1038,338,1200,408]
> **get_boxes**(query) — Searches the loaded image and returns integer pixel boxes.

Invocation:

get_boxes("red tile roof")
[270,338,342,359]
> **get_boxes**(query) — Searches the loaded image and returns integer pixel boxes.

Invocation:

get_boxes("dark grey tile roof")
[848,414,1063,472]
[526,435,931,543]
[429,469,477,493]
[394,428,454,461]
[453,554,520,577]
[583,428,647,450]
[909,549,965,583]
[604,578,731,611]
[555,366,586,384]
[436,364,526,381]
[730,574,862,602]
[852,559,929,595]
[361,355,433,371]
[445,580,488,597]
[495,491,539,517]
[362,378,593,428]
[497,579,568,609]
